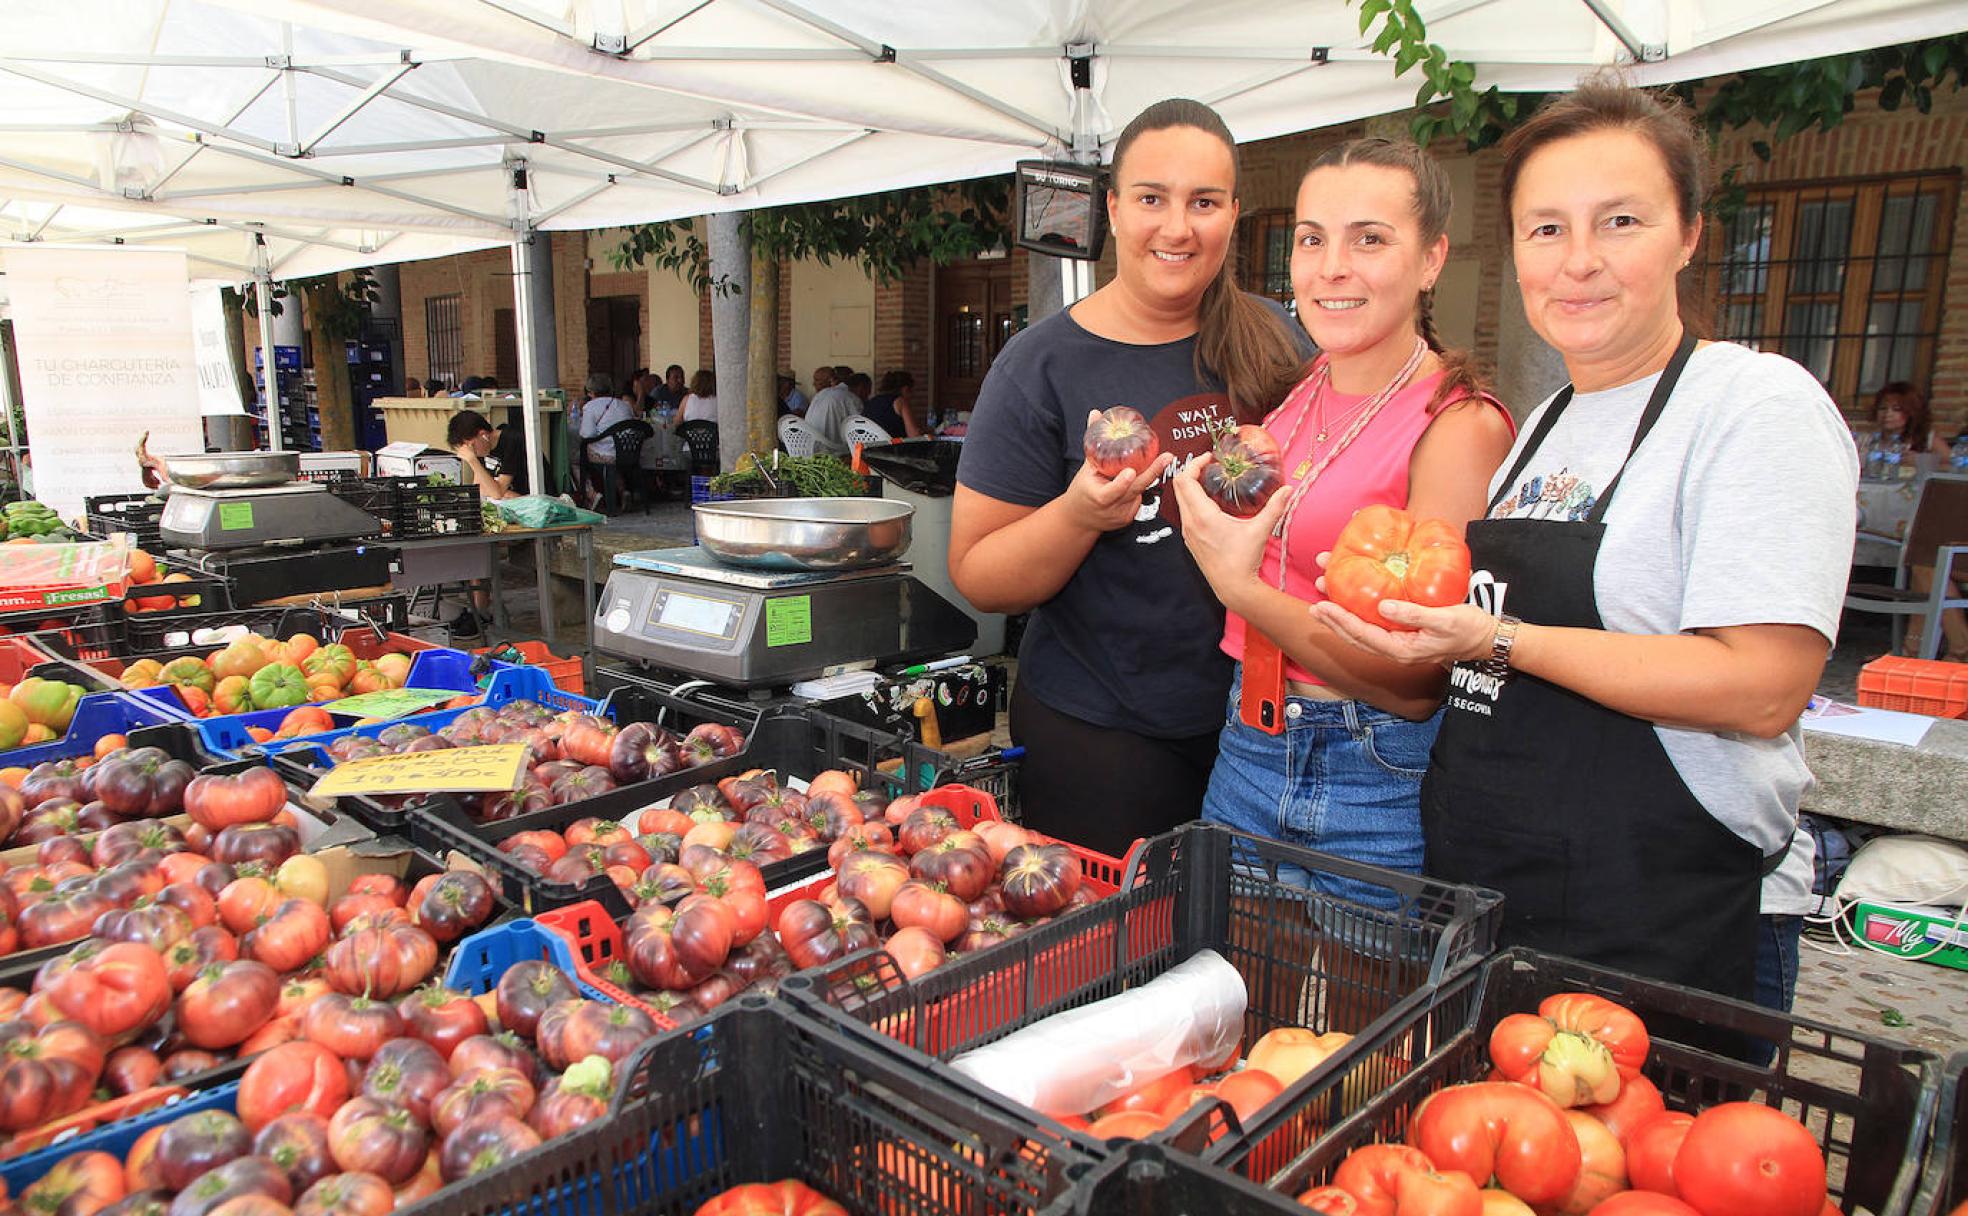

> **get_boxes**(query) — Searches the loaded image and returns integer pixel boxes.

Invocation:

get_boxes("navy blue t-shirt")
[958,301,1309,738]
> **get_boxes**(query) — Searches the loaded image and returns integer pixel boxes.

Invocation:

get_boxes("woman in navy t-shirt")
[951,98,1309,855]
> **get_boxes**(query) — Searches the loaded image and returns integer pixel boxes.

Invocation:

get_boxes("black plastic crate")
[114,592,404,656]
[392,479,481,538]
[407,995,1099,1216]
[410,697,922,921]
[1043,1143,1298,1216]
[81,493,167,554]
[1227,948,1944,1216]
[1916,1051,1968,1215]
[0,603,122,663]
[781,823,1503,1165]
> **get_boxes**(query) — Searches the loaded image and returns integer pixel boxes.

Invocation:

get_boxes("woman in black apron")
[1311,79,1857,1002]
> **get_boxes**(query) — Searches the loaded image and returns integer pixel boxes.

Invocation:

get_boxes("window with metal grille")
[424,294,463,387]
[1240,210,1295,303]
[1714,171,1957,416]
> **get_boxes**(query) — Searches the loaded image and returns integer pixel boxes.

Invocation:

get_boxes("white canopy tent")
[1,0,1964,492]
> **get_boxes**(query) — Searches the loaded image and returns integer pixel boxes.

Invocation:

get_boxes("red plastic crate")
[472,639,582,695]
[1857,655,1968,718]
[533,783,1125,1029]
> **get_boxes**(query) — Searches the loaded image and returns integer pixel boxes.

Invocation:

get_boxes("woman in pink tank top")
[1170,138,1516,915]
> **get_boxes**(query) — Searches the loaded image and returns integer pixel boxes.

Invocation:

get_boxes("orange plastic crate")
[474,639,583,695]
[1857,655,1968,718]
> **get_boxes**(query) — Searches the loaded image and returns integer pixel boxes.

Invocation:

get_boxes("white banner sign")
[3,246,206,522]
[191,286,245,416]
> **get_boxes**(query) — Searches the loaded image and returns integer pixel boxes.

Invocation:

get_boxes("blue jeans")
[1203,668,1441,911]
[1748,914,1803,1065]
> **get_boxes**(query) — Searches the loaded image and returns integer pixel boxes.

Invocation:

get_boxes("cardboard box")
[373,442,463,482]
[299,451,369,479]
[1850,901,1968,971]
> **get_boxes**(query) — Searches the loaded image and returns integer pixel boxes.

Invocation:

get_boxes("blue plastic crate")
[193,648,488,760]
[445,918,615,1004]
[0,1082,237,1196]
[264,667,602,772]
[0,686,193,767]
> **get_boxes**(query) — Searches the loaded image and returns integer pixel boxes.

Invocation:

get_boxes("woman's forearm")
[952,497,1102,614]
[1226,584,1445,718]
[1509,622,1825,737]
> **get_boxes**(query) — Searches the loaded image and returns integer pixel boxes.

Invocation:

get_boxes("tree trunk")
[745,248,779,459]
[302,278,356,452]
[708,213,751,472]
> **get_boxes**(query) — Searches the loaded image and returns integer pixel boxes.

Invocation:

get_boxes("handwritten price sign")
[328,687,469,719]
[309,744,528,797]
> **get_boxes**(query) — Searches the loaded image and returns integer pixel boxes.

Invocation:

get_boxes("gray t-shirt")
[805,385,858,454]
[1486,341,1858,853]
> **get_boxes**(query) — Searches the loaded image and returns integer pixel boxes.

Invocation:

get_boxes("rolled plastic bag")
[948,949,1246,1116]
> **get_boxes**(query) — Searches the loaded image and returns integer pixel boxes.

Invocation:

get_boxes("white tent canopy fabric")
[2,0,1963,276]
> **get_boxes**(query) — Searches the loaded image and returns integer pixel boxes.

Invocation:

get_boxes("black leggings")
[1008,681,1220,859]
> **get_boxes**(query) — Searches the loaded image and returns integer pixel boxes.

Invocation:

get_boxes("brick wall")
[873,260,934,396]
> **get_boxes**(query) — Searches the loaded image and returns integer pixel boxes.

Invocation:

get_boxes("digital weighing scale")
[160,483,394,604]
[594,546,977,689]
[160,483,384,551]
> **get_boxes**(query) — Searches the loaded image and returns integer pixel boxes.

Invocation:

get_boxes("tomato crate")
[0,687,194,767]
[780,822,1502,1164]
[1915,1051,1968,1215]
[445,917,619,1005]
[1213,947,1944,1216]
[0,602,123,664]
[115,593,406,655]
[530,784,1123,1030]
[189,646,484,760]
[1859,655,1968,718]
[413,697,912,922]
[0,1079,242,1194]
[437,995,1099,1216]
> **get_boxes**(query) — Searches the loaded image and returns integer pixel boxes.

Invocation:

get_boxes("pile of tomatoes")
[310,703,747,825]
[1297,992,1836,1216]
[0,836,498,1141]
[12,948,644,1216]
[693,1179,845,1216]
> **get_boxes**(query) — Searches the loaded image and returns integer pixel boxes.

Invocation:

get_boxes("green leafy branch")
[609,177,1012,291]
[1689,36,1968,157]
[1354,0,1524,149]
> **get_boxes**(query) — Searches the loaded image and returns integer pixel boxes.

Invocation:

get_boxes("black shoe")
[448,609,482,639]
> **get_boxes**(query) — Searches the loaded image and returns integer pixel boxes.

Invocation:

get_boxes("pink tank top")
[1220,363,1505,685]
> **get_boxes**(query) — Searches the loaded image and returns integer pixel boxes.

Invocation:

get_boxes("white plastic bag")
[948,948,1246,1115]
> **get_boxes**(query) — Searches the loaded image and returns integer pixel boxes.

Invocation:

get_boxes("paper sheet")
[1800,697,1936,748]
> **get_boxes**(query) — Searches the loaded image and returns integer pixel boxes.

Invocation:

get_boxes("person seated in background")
[1873,381,1946,457]
[861,370,922,438]
[679,370,719,425]
[445,409,518,638]
[778,374,808,417]
[576,372,637,508]
[846,372,873,405]
[454,375,487,397]
[425,377,447,397]
[651,365,687,413]
[804,367,859,455]
[403,377,424,399]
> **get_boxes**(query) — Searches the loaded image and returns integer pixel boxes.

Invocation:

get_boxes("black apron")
[1422,333,1765,1002]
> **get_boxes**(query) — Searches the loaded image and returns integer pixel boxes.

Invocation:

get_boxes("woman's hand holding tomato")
[1064,411,1175,534]
[1325,506,1472,630]
[1169,454,1294,608]
[1311,589,1498,669]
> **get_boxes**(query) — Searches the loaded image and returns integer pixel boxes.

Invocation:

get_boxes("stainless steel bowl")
[693,497,914,571]
[159,451,301,490]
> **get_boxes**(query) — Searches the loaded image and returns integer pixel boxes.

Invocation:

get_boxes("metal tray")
[158,451,300,489]
[692,496,913,571]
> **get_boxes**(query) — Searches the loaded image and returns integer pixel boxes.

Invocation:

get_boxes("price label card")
[309,743,528,797]
[329,687,467,719]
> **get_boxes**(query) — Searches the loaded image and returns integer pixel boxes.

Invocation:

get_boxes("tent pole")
[508,161,557,642]
[252,235,284,452]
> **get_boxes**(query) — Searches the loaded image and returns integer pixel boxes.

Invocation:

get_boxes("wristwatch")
[1481,614,1521,678]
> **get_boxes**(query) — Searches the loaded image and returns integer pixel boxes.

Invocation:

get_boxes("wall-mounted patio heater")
[1014,160,1107,261]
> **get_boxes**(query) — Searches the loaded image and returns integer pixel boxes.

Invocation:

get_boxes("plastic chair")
[778,414,820,458]
[590,419,655,514]
[1846,473,1968,658]
[843,414,893,446]
[676,420,721,477]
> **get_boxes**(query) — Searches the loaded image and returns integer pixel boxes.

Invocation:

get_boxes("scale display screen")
[655,590,739,638]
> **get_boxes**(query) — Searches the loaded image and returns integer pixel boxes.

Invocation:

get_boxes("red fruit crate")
[532,783,1126,1031]
[781,821,1503,1168]
[1858,655,1968,718]
[472,639,583,695]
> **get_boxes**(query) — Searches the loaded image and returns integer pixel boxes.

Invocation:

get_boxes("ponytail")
[1417,288,1484,415]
